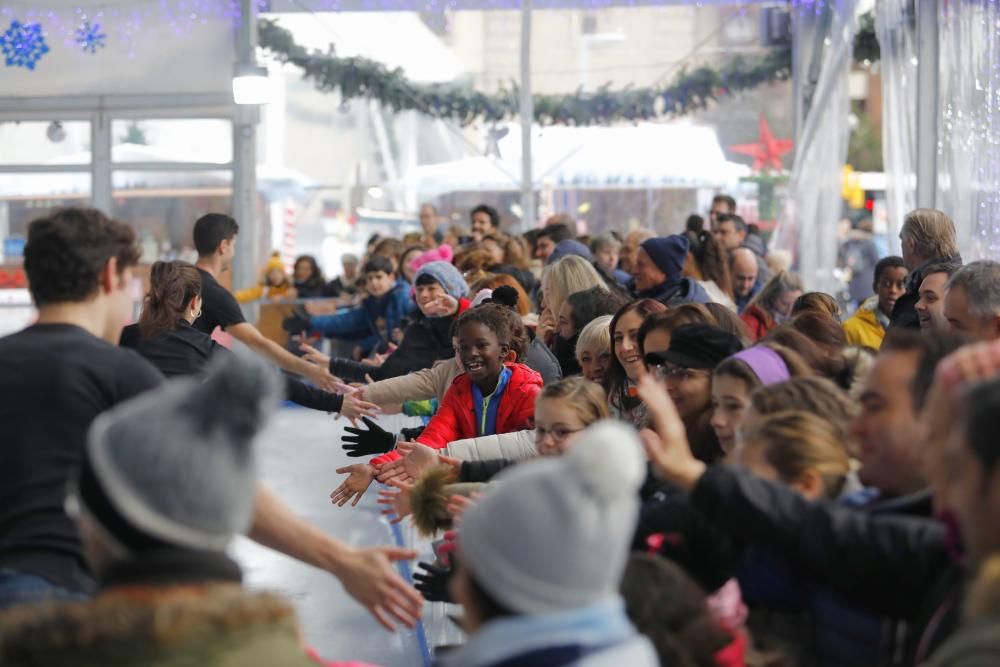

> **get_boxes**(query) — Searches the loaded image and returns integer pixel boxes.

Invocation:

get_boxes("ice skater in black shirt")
[191,213,341,392]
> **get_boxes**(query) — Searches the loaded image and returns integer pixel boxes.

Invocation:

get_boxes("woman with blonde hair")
[539,255,608,344]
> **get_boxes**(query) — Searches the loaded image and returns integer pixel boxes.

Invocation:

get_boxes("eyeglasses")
[535,425,583,443]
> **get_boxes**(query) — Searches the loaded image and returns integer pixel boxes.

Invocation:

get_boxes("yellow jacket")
[842,296,887,349]
[235,283,293,304]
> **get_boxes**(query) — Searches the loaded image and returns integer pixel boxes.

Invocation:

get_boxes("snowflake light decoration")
[1,20,49,70]
[75,21,107,54]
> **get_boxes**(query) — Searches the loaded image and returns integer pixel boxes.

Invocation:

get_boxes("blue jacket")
[635,277,711,306]
[436,597,657,667]
[308,278,414,355]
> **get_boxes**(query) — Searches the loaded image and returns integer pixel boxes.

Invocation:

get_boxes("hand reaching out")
[336,546,424,631]
[300,342,332,369]
[377,480,414,525]
[330,463,376,507]
[413,560,453,603]
[304,362,339,393]
[339,393,380,426]
[445,491,482,526]
[341,417,396,457]
[636,375,706,490]
[376,441,440,484]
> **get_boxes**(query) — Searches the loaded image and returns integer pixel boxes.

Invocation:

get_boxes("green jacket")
[0,584,323,667]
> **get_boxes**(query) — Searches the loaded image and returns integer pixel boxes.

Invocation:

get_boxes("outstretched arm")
[248,485,423,632]
[227,322,337,391]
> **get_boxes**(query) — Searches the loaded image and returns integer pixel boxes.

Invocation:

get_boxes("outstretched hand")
[342,417,396,457]
[330,464,376,507]
[337,546,424,631]
[413,560,453,603]
[300,342,332,369]
[339,394,380,426]
[303,362,340,393]
[376,441,439,484]
[377,480,414,525]
[636,375,706,490]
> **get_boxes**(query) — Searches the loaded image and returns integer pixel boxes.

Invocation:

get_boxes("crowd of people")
[2,200,1000,667]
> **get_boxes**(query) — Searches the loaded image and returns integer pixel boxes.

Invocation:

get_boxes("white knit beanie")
[80,350,280,553]
[459,420,646,615]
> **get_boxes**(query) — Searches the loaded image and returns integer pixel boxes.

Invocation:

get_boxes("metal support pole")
[91,112,112,214]
[233,0,260,291]
[915,0,938,209]
[519,0,535,232]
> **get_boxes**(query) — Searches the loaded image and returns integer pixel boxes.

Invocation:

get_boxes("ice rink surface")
[231,406,438,667]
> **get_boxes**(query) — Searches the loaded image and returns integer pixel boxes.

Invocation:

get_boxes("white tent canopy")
[388,121,750,196]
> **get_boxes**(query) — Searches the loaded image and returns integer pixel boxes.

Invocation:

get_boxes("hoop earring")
[193,309,202,319]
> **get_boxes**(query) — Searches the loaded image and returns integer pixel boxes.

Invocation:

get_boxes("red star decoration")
[729,114,793,172]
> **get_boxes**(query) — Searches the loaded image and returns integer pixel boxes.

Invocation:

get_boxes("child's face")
[366,270,395,297]
[578,346,612,384]
[267,268,286,286]
[458,321,506,385]
[535,397,589,457]
[710,374,752,454]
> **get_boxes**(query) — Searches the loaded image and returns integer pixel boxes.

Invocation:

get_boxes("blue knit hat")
[546,239,593,266]
[640,235,689,282]
[414,260,469,300]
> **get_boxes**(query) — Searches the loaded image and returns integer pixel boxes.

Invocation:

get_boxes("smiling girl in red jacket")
[329,288,543,507]
[371,295,543,469]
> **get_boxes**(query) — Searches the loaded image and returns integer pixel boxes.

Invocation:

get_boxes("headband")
[731,345,791,386]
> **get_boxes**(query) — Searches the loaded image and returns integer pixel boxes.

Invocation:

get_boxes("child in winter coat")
[286,256,414,357]
[235,251,295,304]
[328,289,541,507]
[372,300,542,466]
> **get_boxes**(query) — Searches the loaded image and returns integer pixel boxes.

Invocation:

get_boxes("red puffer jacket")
[371,363,543,466]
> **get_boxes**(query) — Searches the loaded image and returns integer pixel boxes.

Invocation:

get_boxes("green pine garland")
[259,11,878,127]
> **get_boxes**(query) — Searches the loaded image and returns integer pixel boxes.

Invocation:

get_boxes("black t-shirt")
[0,324,163,591]
[120,321,216,378]
[193,268,246,336]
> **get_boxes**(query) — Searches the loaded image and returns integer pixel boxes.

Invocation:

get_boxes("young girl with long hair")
[709,343,813,454]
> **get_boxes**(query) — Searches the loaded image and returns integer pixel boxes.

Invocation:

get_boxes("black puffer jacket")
[329,299,470,383]
[690,465,962,666]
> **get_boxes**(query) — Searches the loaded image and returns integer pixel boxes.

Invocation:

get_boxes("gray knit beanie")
[79,350,280,553]
[414,260,469,300]
[459,420,645,614]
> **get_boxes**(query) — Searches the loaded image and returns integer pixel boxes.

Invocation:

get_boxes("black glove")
[282,306,311,334]
[399,425,426,442]
[341,416,396,457]
[413,560,453,603]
